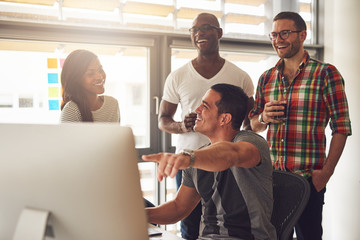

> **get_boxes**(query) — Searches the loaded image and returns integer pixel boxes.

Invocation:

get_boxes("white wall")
[323,0,360,239]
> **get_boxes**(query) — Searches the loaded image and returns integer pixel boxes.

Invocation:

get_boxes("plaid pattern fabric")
[250,51,352,177]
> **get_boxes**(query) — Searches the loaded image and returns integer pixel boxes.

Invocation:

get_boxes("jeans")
[288,177,326,240]
[176,170,202,240]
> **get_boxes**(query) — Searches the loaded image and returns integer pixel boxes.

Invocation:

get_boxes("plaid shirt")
[250,51,352,177]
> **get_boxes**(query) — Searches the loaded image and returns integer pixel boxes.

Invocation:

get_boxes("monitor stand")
[13,207,50,240]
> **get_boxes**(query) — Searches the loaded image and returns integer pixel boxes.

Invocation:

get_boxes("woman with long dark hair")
[60,49,120,123]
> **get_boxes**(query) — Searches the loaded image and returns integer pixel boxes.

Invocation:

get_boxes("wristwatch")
[181,149,196,168]
[258,113,267,125]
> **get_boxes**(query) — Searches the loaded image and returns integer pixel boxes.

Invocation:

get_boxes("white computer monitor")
[0,123,148,240]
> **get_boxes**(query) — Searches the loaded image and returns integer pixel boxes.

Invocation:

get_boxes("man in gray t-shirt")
[143,84,276,239]
[183,131,274,239]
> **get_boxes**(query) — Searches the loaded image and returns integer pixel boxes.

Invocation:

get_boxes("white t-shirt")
[162,60,254,152]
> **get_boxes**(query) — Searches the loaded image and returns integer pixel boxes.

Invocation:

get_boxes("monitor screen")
[0,123,148,240]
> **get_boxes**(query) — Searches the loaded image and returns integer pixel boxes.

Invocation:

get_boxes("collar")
[275,50,310,73]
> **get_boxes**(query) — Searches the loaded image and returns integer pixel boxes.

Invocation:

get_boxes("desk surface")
[149,224,182,240]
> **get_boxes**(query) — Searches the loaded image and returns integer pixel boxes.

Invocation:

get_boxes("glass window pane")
[0,0,317,43]
[0,48,60,123]
[138,162,157,205]
[0,40,150,148]
[0,39,158,216]
[100,48,150,148]
[177,0,221,10]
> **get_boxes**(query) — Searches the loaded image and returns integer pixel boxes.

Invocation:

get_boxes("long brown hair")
[61,49,98,122]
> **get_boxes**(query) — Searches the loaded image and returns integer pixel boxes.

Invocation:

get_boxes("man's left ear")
[217,28,223,39]
[300,30,307,41]
[220,113,232,126]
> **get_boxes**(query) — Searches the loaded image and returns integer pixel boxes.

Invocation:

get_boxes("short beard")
[282,37,301,59]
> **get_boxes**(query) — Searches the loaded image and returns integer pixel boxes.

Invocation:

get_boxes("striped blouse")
[60,95,120,123]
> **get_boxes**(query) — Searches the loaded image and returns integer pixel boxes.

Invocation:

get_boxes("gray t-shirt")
[183,131,276,240]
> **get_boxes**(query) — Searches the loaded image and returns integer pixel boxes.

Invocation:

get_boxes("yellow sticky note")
[47,58,58,69]
[48,87,59,98]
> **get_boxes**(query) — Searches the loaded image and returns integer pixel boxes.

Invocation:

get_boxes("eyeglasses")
[189,24,219,34]
[269,30,302,41]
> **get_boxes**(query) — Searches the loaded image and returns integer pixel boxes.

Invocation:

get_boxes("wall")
[323,0,360,239]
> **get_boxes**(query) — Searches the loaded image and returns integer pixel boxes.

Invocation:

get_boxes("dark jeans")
[288,177,326,240]
[176,170,202,240]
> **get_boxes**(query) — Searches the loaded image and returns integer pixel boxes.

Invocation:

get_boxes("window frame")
[0,9,323,210]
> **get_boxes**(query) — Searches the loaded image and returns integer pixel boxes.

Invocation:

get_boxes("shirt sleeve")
[233,131,270,166]
[60,101,82,122]
[323,64,352,136]
[242,73,255,98]
[249,72,267,118]
[182,168,195,188]
[116,101,120,123]
[162,70,181,104]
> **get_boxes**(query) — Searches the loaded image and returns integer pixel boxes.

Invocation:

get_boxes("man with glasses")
[249,11,352,240]
[158,13,254,239]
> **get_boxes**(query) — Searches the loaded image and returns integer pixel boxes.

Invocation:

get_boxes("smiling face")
[271,19,305,59]
[193,89,222,137]
[82,57,106,96]
[190,13,222,56]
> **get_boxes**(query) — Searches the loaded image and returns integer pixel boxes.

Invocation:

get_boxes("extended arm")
[146,185,201,224]
[142,141,260,181]
[192,141,260,170]
[312,133,348,191]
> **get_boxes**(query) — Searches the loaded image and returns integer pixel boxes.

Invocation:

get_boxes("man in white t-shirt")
[158,13,254,240]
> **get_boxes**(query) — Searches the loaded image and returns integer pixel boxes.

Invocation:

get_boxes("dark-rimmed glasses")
[269,30,302,41]
[189,24,219,34]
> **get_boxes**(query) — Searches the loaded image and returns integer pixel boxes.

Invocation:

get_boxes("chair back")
[271,170,310,240]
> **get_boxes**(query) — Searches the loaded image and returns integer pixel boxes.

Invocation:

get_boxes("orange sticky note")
[47,58,58,69]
